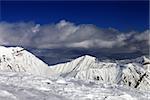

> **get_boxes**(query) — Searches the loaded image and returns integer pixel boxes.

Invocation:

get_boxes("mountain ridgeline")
[0,46,150,91]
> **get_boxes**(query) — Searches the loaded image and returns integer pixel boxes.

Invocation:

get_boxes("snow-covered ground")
[0,46,150,100]
[0,71,149,100]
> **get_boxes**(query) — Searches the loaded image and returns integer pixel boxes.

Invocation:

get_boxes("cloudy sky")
[0,1,149,64]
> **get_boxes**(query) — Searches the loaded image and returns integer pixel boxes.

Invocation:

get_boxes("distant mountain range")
[27,47,147,65]
[2,45,148,65]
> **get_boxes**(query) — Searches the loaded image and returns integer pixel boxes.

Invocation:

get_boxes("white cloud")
[0,20,149,53]
[134,30,150,45]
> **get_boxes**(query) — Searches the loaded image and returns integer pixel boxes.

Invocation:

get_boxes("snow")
[0,46,53,76]
[0,71,149,100]
[49,55,150,91]
[105,94,137,100]
[0,46,150,100]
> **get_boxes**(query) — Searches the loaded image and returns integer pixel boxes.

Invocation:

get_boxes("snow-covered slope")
[0,71,149,100]
[0,46,53,76]
[0,46,149,92]
[49,55,150,91]
[0,46,149,99]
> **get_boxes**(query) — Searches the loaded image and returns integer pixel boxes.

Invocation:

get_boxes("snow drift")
[0,71,148,100]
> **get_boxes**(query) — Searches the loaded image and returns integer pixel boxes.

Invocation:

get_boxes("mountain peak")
[134,56,150,65]
[142,56,150,65]
[0,46,53,76]
[79,55,96,61]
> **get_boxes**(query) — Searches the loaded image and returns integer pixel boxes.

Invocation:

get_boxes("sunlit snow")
[0,46,149,100]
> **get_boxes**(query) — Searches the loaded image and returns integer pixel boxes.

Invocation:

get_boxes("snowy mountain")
[49,55,150,91]
[0,46,53,76]
[0,46,149,100]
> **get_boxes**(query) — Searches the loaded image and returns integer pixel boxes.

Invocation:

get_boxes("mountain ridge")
[0,46,149,91]
[49,54,150,91]
[0,46,54,76]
